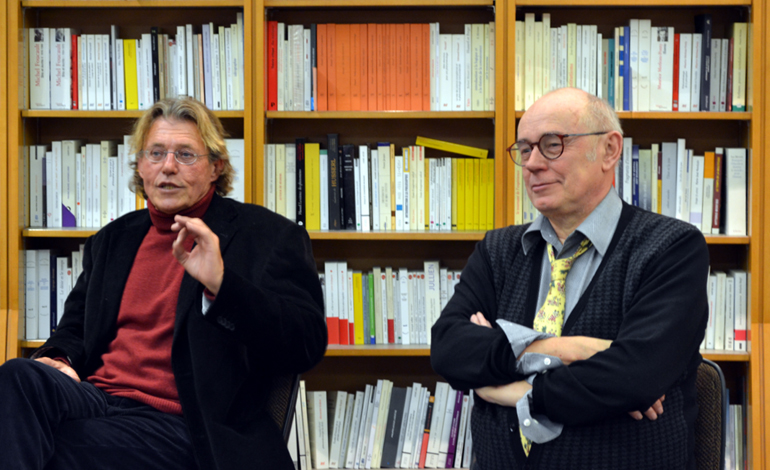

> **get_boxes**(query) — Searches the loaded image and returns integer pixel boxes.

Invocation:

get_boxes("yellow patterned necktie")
[521,237,593,456]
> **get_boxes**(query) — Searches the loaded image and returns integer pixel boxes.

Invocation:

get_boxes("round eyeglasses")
[507,131,610,166]
[137,149,209,166]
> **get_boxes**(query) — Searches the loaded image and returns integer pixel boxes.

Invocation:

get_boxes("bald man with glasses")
[432,88,709,470]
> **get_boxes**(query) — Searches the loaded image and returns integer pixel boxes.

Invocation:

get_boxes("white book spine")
[360,146,371,232]
[116,39,126,110]
[107,156,118,222]
[425,382,448,468]
[719,38,728,112]
[730,270,747,351]
[430,23,440,111]
[50,143,63,227]
[276,23,285,111]
[714,271,726,350]
[30,28,51,109]
[378,144,391,231]
[637,20,652,111]
[678,34,693,112]
[439,34,452,111]
[320,150,329,231]
[304,28,311,111]
[689,155,705,230]
[265,144,276,212]
[724,148,747,236]
[690,33,702,111]
[50,29,71,110]
[345,390,365,468]
[724,276,735,351]
[399,267,410,345]
[25,250,38,340]
[87,34,97,110]
[224,139,245,203]
[709,39,721,111]
[29,147,44,227]
[285,144,297,222]
[674,138,689,222]
[102,35,111,111]
[211,30,222,110]
[452,34,464,111]
[629,19,639,110]
[464,25,472,111]
[185,24,194,101]
[37,250,51,340]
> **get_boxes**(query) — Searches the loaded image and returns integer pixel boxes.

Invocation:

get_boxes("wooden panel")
[0,0,7,363]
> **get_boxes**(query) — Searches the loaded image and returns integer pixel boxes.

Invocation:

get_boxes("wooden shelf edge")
[308,230,486,241]
[325,345,430,357]
[266,0,491,6]
[705,235,750,245]
[701,350,751,362]
[22,110,244,118]
[266,111,494,119]
[22,0,246,7]
[515,0,749,5]
[23,228,98,238]
[515,111,752,120]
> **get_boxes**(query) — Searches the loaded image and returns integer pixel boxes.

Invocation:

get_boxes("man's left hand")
[172,215,224,295]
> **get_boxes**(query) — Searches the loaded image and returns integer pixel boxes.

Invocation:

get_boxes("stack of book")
[291,380,474,470]
[514,14,750,112]
[704,270,748,352]
[28,15,245,111]
[319,261,460,346]
[266,22,495,112]
[26,138,245,229]
[264,135,493,232]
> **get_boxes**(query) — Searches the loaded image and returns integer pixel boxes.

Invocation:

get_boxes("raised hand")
[171,214,224,295]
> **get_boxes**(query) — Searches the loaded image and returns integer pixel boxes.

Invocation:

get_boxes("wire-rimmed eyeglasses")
[137,149,209,166]
[507,131,611,166]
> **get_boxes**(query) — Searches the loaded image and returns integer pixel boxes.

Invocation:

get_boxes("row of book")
[264,137,494,232]
[28,17,245,111]
[704,270,748,352]
[266,22,495,113]
[725,401,746,469]
[514,142,748,237]
[292,380,473,470]
[515,14,750,112]
[26,139,245,229]
[319,261,458,346]
[23,247,83,341]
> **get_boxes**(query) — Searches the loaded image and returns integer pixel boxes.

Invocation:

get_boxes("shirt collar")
[521,187,622,257]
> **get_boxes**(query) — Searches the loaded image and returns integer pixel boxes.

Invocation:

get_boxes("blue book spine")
[607,39,615,107]
[623,26,631,111]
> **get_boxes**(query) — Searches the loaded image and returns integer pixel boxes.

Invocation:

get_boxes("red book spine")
[418,396,434,469]
[71,34,79,110]
[317,24,328,112]
[327,24,337,111]
[359,24,368,111]
[422,24,431,111]
[339,318,349,345]
[672,33,680,111]
[267,21,278,111]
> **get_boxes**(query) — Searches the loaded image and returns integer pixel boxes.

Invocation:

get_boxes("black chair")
[694,358,727,470]
[265,373,300,443]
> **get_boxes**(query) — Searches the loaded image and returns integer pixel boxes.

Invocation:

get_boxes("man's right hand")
[34,357,80,382]
[521,336,612,364]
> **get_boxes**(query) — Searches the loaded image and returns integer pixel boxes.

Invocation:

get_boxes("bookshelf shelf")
[265,0,492,7]
[514,0,750,5]
[514,111,752,120]
[266,111,495,119]
[704,236,751,245]
[22,0,246,7]
[307,231,486,241]
[22,228,98,238]
[325,344,431,357]
[701,350,751,362]
[21,110,245,119]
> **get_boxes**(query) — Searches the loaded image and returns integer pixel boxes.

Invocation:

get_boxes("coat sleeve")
[431,236,523,391]
[531,229,709,425]
[203,220,327,375]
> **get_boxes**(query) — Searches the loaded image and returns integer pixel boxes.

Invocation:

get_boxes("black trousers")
[0,358,198,470]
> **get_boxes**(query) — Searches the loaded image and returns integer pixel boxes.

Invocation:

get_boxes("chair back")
[265,373,300,443]
[694,358,727,470]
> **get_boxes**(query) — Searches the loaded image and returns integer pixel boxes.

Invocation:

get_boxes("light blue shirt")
[498,187,622,443]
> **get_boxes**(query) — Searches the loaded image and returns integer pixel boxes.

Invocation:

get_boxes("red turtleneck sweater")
[88,186,215,415]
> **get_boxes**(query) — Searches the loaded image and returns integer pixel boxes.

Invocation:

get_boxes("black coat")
[40,194,327,469]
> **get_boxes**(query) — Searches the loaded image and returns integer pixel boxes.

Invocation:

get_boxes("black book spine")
[311,24,317,111]
[695,14,712,111]
[150,27,160,102]
[49,254,57,335]
[342,145,357,229]
[327,134,341,230]
[295,138,306,226]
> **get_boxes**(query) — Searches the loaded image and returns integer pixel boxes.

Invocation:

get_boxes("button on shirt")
[498,187,622,444]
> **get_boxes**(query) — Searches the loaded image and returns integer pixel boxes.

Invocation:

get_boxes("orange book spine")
[377,24,386,111]
[418,396,435,468]
[359,24,368,111]
[327,24,337,111]
[396,24,407,110]
[389,24,398,111]
[317,24,328,111]
[368,24,378,110]
[422,24,431,111]
[350,24,361,111]
[410,24,422,111]
[336,24,351,110]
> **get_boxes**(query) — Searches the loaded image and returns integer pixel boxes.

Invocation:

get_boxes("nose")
[524,145,548,171]
[160,151,179,172]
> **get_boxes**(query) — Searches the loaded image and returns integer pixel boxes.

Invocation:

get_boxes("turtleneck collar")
[147,185,216,232]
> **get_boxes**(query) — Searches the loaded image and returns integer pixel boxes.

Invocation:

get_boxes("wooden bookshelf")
[0,0,8,364]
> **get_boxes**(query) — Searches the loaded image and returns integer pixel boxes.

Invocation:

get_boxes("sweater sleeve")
[531,229,709,425]
[431,236,523,391]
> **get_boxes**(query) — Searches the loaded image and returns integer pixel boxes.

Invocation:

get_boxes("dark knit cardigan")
[431,203,709,470]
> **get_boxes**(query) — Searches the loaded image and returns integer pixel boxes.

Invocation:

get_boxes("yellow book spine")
[457,159,466,230]
[472,159,480,231]
[424,157,430,230]
[353,272,364,345]
[486,159,495,229]
[390,143,396,230]
[451,158,458,230]
[305,143,321,230]
[465,159,474,231]
[123,39,138,110]
[414,136,488,159]
[479,156,488,231]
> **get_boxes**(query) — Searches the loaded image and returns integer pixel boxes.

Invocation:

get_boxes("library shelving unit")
[504,0,765,468]
[255,1,505,451]
[1,0,8,364]
[4,0,253,358]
